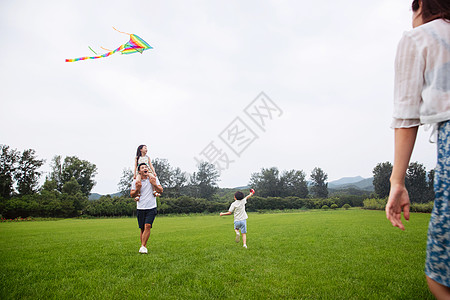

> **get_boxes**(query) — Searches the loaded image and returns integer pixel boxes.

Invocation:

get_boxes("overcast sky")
[0,0,437,194]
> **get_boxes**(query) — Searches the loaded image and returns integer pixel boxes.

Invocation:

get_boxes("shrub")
[328,195,365,207]
[321,205,329,210]
[342,204,351,210]
[363,198,387,210]
[330,204,338,209]
[410,201,434,213]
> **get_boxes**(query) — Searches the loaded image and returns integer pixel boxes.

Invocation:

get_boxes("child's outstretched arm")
[220,211,232,216]
[246,189,255,200]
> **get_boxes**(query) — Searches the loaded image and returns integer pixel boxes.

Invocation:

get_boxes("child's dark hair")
[136,145,146,165]
[234,191,244,200]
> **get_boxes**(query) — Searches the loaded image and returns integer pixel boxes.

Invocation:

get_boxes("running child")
[220,189,255,249]
[134,144,160,198]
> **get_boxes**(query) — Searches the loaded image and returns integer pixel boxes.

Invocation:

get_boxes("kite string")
[112,26,131,36]
[98,27,133,54]
[101,27,129,53]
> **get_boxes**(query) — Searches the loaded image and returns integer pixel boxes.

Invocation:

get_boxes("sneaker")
[243,244,247,249]
[139,246,148,254]
[153,191,161,197]
[235,232,240,243]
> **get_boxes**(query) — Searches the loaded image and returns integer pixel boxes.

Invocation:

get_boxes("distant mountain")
[89,192,122,200]
[89,193,102,200]
[328,177,374,191]
[232,185,250,190]
[351,178,374,190]
[329,176,365,186]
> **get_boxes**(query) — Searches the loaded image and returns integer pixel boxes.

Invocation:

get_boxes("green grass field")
[0,209,433,299]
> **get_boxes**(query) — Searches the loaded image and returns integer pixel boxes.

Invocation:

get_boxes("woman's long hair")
[412,0,450,23]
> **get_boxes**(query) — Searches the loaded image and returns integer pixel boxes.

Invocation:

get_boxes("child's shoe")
[134,196,140,202]
[243,244,247,249]
[153,191,161,197]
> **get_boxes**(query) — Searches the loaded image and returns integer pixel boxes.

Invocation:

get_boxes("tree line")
[372,161,435,204]
[0,144,436,219]
[69,195,365,217]
[118,162,330,200]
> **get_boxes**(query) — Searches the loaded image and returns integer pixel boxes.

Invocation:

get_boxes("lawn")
[0,209,433,299]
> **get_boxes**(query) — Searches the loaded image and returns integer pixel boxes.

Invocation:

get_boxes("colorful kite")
[65,27,153,62]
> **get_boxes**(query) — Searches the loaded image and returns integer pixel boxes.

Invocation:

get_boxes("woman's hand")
[386,183,410,231]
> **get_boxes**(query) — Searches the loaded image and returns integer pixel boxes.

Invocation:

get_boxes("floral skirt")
[425,120,450,287]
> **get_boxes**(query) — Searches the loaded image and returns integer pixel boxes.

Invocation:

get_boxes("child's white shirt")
[228,196,249,221]
[137,155,150,167]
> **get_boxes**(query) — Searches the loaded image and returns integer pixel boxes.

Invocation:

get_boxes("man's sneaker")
[139,246,148,254]
[243,244,247,249]
[235,232,240,243]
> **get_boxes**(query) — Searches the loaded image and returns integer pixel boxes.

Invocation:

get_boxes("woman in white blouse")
[386,0,450,299]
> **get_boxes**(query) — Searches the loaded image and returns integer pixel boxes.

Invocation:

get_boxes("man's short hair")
[234,191,244,200]
[138,163,147,171]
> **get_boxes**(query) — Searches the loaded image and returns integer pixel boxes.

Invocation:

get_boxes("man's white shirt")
[131,177,160,209]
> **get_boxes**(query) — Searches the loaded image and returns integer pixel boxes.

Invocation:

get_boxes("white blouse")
[392,18,450,129]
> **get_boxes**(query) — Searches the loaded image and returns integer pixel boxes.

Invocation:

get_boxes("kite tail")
[65,44,125,62]
[88,46,98,55]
